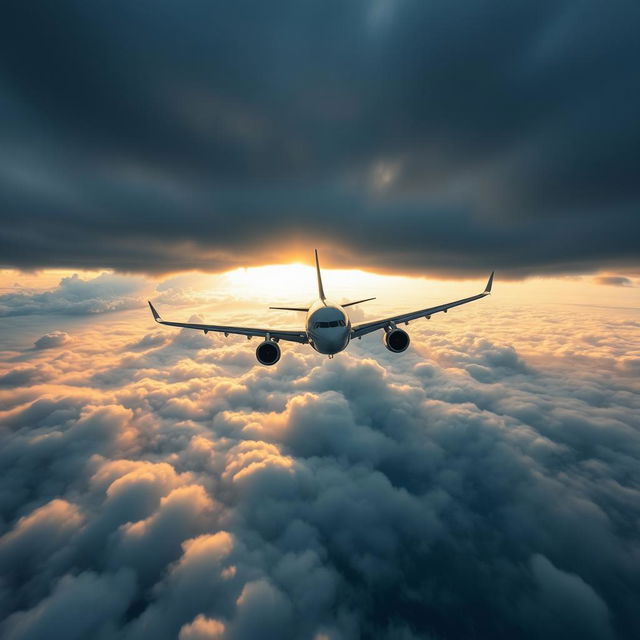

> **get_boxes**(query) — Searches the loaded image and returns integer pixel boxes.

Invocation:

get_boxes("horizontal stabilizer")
[342,297,376,308]
[269,306,309,312]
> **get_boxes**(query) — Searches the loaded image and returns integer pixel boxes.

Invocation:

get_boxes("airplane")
[148,250,494,366]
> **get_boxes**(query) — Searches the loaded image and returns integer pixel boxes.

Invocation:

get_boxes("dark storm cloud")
[1,299,639,639]
[1,0,639,277]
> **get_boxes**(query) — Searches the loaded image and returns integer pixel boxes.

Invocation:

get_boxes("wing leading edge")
[147,302,308,343]
[351,272,494,339]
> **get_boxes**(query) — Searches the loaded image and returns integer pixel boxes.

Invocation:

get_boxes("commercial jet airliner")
[148,251,494,366]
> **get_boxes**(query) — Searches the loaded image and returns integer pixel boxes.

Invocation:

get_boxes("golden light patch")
[0,499,84,545]
[0,268,107,292]
[178,614,225,640]
[221,565,237,580]
[179,531,234,565]
[122,485,214,539]
[223,440,295,483]
[222,263,315,298]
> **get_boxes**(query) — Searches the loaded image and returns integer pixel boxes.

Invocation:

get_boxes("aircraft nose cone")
[319,330,350,354]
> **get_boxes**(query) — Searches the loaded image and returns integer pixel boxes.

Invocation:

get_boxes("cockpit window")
[313,320,346,328]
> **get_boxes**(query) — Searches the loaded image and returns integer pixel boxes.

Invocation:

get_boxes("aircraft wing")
[148,302,308,343]
[351,272,494,339]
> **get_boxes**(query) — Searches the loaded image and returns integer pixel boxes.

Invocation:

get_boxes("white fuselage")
[305,300,351,355]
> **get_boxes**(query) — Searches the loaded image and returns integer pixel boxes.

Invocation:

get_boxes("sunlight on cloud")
[0,266,638,639]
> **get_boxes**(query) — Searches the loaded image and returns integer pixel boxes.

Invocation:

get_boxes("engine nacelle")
[256,340,281,366]
[383,328,410,353]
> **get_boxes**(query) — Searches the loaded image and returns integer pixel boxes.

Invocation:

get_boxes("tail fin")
[315,249,326,301]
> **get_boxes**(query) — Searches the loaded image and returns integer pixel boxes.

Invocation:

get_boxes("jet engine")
[256,340,281,365]
[383,328,410,353]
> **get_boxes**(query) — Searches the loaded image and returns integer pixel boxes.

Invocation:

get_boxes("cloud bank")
[0,0,639,277]
[0,273,148,317]
[0,292,638,639]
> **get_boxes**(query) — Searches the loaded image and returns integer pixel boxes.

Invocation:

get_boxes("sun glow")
[211,263,640,315]
[219,263,389,305]
[222,264,316,300]
[0,264,637,323]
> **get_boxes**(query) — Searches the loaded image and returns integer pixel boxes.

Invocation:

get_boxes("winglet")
[148,301,161,321]
[314,249,326,301]
[484,271,495,294]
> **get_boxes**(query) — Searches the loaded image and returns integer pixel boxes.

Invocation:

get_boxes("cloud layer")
[0,273,148,317]
[1,1,639,276]
[1,286,639,639]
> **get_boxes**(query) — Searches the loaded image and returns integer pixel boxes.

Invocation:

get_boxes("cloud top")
[0,294,639,638]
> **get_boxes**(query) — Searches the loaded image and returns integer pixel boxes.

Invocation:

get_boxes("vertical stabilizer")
[315,249,326,301]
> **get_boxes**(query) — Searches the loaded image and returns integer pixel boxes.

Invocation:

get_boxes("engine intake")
[256,340,281,366]
[384,328,410,353]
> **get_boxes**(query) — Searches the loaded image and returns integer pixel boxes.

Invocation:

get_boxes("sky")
[1,1,640,639]
[1,0,639,277]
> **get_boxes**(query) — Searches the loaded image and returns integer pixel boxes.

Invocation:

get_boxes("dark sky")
[1,0,639,277]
